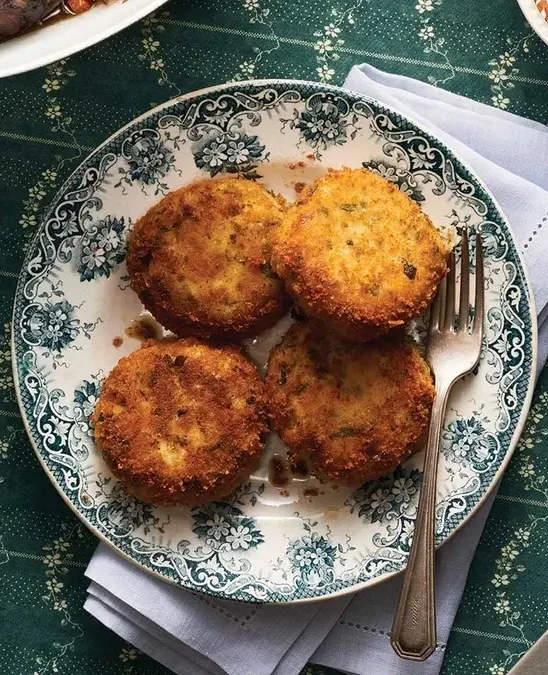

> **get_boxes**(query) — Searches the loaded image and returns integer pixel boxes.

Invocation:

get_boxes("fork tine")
[430,277,444,332]
[458,230,470,332]
[442,252,456,331]
[473,232,484,337]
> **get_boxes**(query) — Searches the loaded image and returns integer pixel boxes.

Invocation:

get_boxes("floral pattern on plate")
[12,81,535,603]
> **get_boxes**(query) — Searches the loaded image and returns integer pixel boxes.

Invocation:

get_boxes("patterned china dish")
[12,80,536,604]
[517,0,548,46]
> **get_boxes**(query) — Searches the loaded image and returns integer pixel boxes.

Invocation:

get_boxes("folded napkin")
[85,64,548,675]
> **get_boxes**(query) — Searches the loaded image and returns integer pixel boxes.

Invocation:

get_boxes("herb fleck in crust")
[266,321,434,486]
[92,338,268,506]
[273,168,450,341]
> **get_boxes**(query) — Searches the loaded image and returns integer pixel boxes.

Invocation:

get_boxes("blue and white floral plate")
[12,80,537,604]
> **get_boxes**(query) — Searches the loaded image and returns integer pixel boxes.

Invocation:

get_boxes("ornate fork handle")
[390,379,452,661]
[391,230,484,661]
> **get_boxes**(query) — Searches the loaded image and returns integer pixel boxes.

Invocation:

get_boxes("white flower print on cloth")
[415,0,440,14]
[487,36,532,112]
[419,24,435,40]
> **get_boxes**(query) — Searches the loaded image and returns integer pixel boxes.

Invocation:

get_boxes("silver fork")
[390,229,484,661]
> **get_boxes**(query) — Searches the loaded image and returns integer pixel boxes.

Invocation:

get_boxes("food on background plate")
[272,167,450,342]
[127,177,289,340]
[0,0,98,40]
[91,338,268,506]
[266,320,435,486]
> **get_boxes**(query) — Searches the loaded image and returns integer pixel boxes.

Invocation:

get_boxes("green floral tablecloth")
[0,1,547,674]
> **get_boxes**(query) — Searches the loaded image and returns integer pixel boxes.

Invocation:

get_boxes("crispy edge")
[273,168,450,341]
[92,338,268,505]
[265,323,435,485]
[126,178,289,339]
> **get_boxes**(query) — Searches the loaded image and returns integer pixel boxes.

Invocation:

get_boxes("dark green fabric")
[0,1,547,673]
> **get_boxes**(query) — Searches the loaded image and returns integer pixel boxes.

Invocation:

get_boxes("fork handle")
[390,382,451,661]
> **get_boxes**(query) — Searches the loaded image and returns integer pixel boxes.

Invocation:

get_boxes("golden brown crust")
[92,339,268,506]
[265,321,434,486]
[127,178,289,339]
[272,168,450,341]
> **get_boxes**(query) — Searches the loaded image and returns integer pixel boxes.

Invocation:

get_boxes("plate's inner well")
[12,82,533,602]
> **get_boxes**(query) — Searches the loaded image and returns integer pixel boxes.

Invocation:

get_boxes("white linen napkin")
[85,64,548,675]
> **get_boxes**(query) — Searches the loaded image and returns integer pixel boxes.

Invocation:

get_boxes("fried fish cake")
[266,321,434,486]
[272,168,450,341]
[127,178,288,339]
[92,339,267,506]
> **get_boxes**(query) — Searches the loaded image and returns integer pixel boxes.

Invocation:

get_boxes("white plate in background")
[0,0,170,79]
[517,0,548,46]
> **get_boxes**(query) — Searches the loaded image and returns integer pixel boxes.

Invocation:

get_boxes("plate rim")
[11,78,539,604]
[516,0,548,46]
[0,0,170,79]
